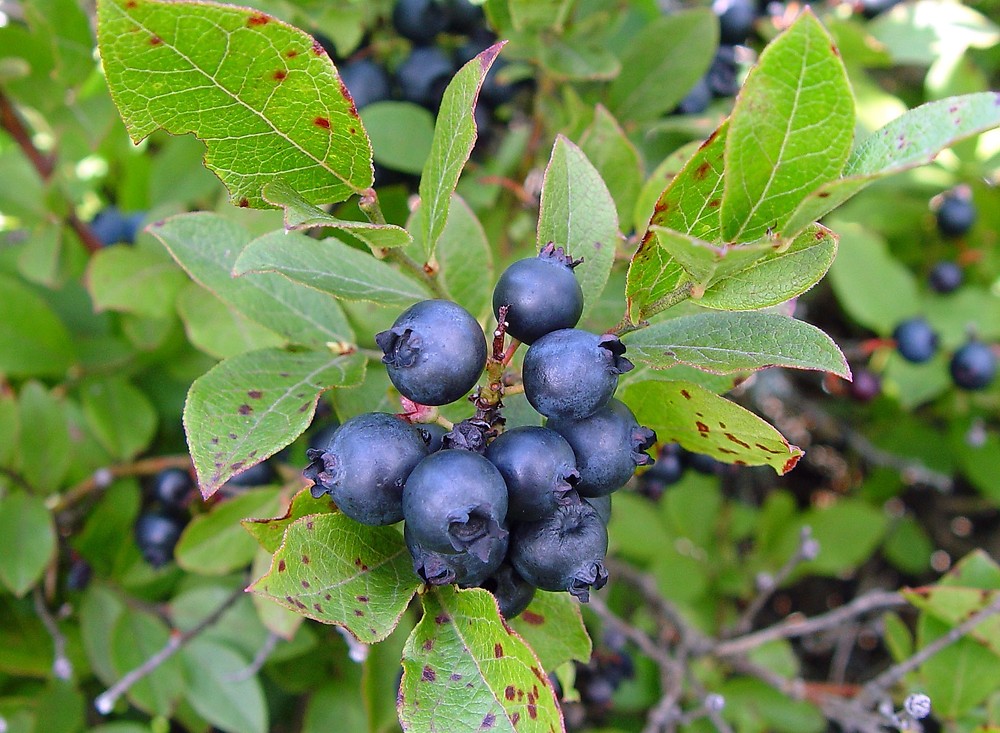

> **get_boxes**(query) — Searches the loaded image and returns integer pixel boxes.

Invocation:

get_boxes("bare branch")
[33,587,72,680]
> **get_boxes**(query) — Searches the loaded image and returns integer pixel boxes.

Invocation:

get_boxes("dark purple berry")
[135,512,185,568]
[402,449,508,561]
[547,399,656,497]
[396,46,455,110]
[91,207,144,246]
[707,45,740,98]
[340,58,391,110]
[481,562,536,619]
[675,77,712,115]
[937,192,976,238]
[376,299,487,406]
[304,412,428,525]
[392,0,450,45]
[639,444,684,499]
[892,317,939,363]
[509,500,609,602]
[485,426,580,522]
[151,468,194,511]
[713,0,757,44]
[928,261,963,294]
[445,0,485,34]
[523,330,634,420]
[848,368,881,402]
[225,460,276,487]
[405,523,507,587]
[950,341,997,391]
[493,244,584,344]
[683,450,721,476]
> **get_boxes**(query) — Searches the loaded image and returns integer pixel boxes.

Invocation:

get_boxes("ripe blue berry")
[937,192,976,237]
[91,207,144,246]
[402,449,508,561]
[392,0,449,44]
[481,562,536,619]
[304,412,428,525]
[639,444,685,499]
[548,399,656,497]
[509,500,609,602]
[713,0,756,44]
[848,368,881,402]
[405,524,507,587]
[135,512,185,568]
[683,449,721,476]
[676,77,712,115]
[492,244,584,344]
[225,460,275,487]
[892,317,939,363]
[949,341,997,391]
[340,58,391,110]
[150,468,193,511]
[396,47,455,110]
[376,299,487,406]
[522,330,634,420]
[928,261,963,294]
[485,426,580,522]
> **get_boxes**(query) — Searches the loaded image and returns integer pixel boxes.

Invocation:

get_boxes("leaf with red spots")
[509,592,591,673]
[96,0,372,208]
[399,586,564,732]
[621,379,803,474]
[243,487,335,554]
[250,513,418,644]
[184,347,365,497]
[622,311,849,378]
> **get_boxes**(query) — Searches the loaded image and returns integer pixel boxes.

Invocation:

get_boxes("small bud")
[94,693,115,715]
[337,626,370,663]
[0,715,8,733]
[93,467,114,488]
[904,693,931,720]
[705,693,726,712]
[800,537,820,561]
[53,657,73,680]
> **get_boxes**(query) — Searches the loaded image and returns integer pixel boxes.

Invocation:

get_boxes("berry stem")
[500,338,520,366]
[49,454,194,514]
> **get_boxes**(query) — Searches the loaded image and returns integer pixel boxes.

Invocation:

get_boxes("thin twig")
[33,587,72,680]
[588,594,674,670]
[49,455,193,513]
[94,586,244,714]
[226,631,281,682]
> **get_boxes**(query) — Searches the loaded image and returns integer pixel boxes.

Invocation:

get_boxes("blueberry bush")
[2,0,1000,731]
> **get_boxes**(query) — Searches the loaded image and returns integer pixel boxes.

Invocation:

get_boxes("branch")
[94,586,244,714]
[33,586,72,681]
[49,454,193,514]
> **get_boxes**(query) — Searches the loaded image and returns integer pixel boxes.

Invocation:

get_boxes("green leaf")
[827,221,920,335]
[263,180,412,249]
[176,284,287,360]
[433,195,494,320]
[509,592,591,672]
[782,92,1000,237]
[538,34,620,81]
[869,1,999,66]
[111,608,184,716]
[80,377,157,461]
[918,615,1000,719]
[175,488,282,575]
[250,513,419,644]
[579,105,643,226]
[632,140,702,234]
[721,10,854,243]
[907,586,1000,659]
[361,101,435,176]
[0,273,75,377]
[781,500,888,576]
[607,9,719,123]
[537,135,619,316]
[417,42,504,259]
[80,585,126,685]
[87,245,187,319]
[181,638,268,733]
[0,492,56,596]
[233,230,430,307]
[623,312,849,377]
[18,382,72,492]
[152,212,354,346]
[699,224,838,310]
[97,0,372,207]
[184,347,364,496]
[621,379,803,474]
[243,487,336,554]
[399,586,563,732]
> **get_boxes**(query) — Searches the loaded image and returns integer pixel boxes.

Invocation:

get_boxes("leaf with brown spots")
[250,513,418,644]
[622,379,802,474]
[399,587,564,732]
[242,487,335,553]
[509,592,591,673]
[97,0,372,206]
[184,347,365,496]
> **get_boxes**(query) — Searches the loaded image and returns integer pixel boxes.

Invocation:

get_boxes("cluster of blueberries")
[304,245,657,617]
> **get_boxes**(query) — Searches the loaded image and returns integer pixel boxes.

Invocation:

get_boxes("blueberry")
[892,317,939,363]
[848,368,881,402]
[949,341,997,391]
[937,192,976,238]
[135,512,185,568]
[480,562,536,619]
[928,261,963,294]
[683,449,721,476]
[445,0,485,34]
[225,460,276,487]
[402,449,508,560]
[404,523,507,587]
[339,58,392,110]
[396,46,455,110]
[675,77,712,115]
[485,426,580,522]
[392,0,450,45]
[583,495,612,525]
[707,45,740,98]
[304,412,429,525]
[66,557,92,592]
[509,500,609,602]
[713,0,757,44]
[91,207,144,246]
[522,330,634,420]
[150,467,194,511]
[638,443,684,499]
[417,423,448,452]
[493,244,584,344]
[859,0,903,18]
[376,299,487,406]
[547,399,656,497]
